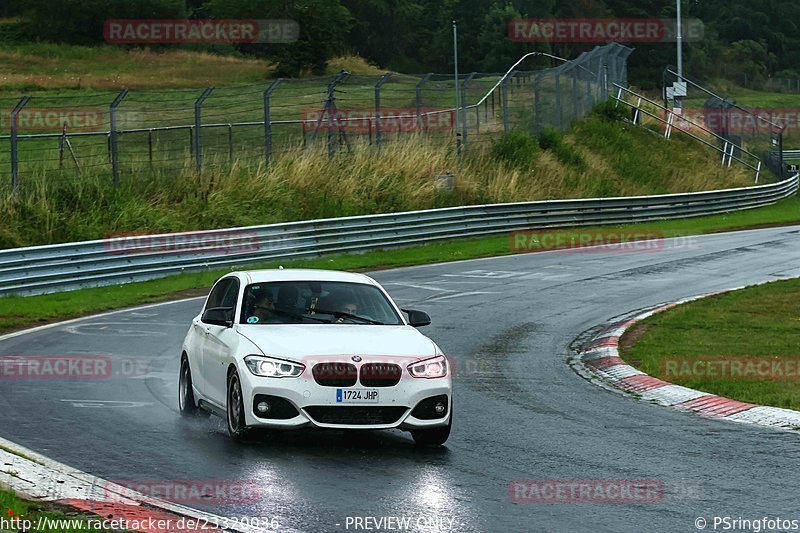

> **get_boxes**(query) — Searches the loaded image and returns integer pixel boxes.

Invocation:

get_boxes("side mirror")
[202,307,234,327]
[402,309,431,328]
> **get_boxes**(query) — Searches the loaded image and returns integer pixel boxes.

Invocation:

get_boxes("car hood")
[236,324,438,362]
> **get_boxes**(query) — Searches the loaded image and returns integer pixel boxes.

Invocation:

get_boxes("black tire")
[179,356,208,418]
[411,410,452,446]
[226,369,249,440]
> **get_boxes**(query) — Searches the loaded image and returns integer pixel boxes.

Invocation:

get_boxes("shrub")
[592,99,630,122]
[490,131,539,169]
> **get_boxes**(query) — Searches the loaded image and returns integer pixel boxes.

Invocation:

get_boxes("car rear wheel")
[179,356,208,418]
[411,410,452,446]
[226,369,249,440]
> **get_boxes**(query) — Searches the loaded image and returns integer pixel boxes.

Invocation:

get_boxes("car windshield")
[240,280,403,326]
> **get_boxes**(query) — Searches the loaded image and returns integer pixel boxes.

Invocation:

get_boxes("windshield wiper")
[311,308,385,325]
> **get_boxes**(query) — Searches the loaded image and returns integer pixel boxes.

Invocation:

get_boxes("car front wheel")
[226,369,249,440]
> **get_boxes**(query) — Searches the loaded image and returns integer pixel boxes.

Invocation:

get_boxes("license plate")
[336,389,379,403]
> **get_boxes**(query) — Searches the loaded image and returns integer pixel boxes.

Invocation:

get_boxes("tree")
[202,0,354,75]
[12,0,186,45]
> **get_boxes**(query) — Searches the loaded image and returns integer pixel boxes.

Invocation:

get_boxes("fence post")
[502,75,510,134]
[147,129,153,169]
[227,124,233,161]
[534,74,542,137]
[264,79,282,164]
[460,72,476,152]
[555,71,562,131]
[307,70,349,158]
[415,73,432,131]
[375,73,392,150]
[109,89,128,186]
[10,96,30,194]
[572,70,579,119]
[194,87,214,172]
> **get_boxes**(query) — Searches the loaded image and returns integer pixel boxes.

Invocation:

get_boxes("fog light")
[256,401,270,414]
[434,402,446,414]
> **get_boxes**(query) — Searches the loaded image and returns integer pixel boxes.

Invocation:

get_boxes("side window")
[220,278,240,313]
[205,278,233,312]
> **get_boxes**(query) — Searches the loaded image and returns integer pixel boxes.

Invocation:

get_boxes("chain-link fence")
[0,43,632,192]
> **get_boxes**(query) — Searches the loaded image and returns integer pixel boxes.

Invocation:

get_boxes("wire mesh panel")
[0,43,633,189]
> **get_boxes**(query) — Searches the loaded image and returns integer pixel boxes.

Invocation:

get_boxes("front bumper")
[238,363,451,430]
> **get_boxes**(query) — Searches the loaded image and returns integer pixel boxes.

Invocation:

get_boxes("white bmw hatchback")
[179,269,452,445]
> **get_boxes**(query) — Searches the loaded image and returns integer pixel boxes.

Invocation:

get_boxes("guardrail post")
[375,73,391,150]
[264,79,282,164]
[10,96,30,194]
[415,73,431,132]
[460,72,476,152]
[194,87,214,172]
[109,89,128,186]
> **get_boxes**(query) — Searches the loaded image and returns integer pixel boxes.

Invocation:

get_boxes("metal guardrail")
[784,150,800,159]
[1,174,797,296]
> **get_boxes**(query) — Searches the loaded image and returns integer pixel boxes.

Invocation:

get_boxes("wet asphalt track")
[2,226,800,532]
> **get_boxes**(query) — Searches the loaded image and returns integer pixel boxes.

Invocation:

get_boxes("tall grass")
[0,113,754,249]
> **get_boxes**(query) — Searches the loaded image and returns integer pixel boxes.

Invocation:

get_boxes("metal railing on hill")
[611,84,764,182]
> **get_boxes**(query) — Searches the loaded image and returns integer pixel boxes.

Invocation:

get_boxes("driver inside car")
[247,289,278,323]
[336,300,358,323]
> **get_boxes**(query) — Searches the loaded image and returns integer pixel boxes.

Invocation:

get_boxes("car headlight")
[244,355,305,378]
[407,355,448,378]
